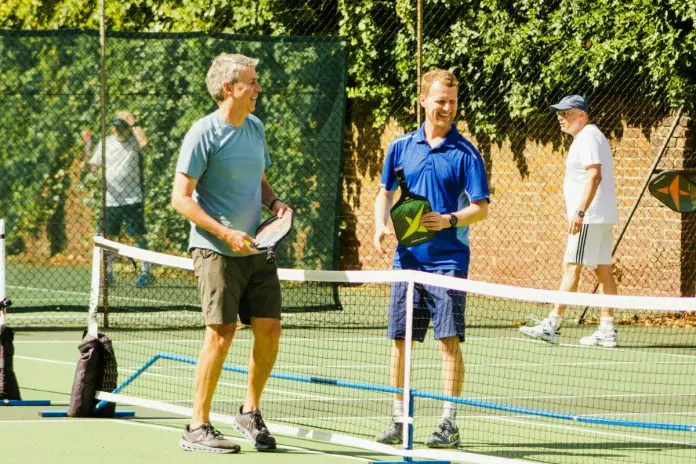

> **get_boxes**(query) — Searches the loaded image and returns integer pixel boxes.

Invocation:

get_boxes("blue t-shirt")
[380,124,490,273]
[175,111,271,257]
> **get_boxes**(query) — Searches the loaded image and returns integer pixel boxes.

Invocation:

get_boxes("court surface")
[4,325,696,464]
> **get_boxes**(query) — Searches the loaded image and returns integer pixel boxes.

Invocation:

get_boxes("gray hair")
[206,53,259,102]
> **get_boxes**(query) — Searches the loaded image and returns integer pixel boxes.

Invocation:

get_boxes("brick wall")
[341,108,694,297]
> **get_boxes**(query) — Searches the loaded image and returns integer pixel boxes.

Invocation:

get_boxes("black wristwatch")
[449,214,458,228]
[269,198,282,210]
[576,210,585,218]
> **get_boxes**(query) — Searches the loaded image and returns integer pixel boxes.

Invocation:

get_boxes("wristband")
[269,198,282,210]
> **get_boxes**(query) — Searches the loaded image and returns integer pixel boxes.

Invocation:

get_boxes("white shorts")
[564,223,614,269]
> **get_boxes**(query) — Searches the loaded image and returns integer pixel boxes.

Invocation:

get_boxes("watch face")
[449,214,458,226]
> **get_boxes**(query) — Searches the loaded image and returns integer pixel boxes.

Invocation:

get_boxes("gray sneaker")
[180,422,241,453]
[233,407,277,450]
[376,421,403,444]
[425,418,460,448]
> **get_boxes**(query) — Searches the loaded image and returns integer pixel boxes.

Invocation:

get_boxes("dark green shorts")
[99,203,147,237]
[191,248,282,326]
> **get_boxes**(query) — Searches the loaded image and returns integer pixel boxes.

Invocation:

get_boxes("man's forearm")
[261,176,278,208]
[172,196,229,241]
[452,201,488,226]
[374,191,393,229]
[578,175,601,212]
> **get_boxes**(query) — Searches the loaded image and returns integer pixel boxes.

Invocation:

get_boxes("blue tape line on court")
[41,410,135,418]
[2,399,52,406]
[411,390,696,433]
[110,352,696,433]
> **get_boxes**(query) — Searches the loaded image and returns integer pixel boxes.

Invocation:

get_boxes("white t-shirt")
[563,124,618,224]
[90,135,143,207]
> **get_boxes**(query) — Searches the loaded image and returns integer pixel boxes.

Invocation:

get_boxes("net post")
[98,0,109,329]
[87,242,102,337]
[402,276,416,457]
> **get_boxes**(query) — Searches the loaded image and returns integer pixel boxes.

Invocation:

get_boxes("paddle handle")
[395,167,412,199]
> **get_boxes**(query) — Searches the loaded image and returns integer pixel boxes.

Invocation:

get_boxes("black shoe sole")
[233,417,277,451]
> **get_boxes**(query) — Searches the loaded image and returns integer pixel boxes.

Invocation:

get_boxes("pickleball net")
[88,238,696,463]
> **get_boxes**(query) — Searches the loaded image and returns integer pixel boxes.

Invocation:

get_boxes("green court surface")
[3,331,394,464]
[4,325,696,464]
[4,257,696,463]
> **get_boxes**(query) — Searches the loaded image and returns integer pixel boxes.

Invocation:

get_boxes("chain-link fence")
[1,30,347,314]
[341,1,696,302]
[1,2,694,320]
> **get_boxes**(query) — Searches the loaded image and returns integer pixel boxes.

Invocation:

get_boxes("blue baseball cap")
[550,95,589,113]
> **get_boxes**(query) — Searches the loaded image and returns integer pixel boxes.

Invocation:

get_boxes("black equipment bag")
[0,324,21,400]
[68,332,117,417]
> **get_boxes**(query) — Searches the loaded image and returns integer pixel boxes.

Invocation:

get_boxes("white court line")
[16,355,76,366]
[16,354,696,403]
[14,355,354,402]
[14,339,204,344]
[467,359,696,368]
[16,335,696,364]
[13,354,696,456]
[16,334,696,362]
[164,398,391,404]
[510,335,696,360]
[9,285,89,297]
[0,418,372,462]
[581,411,696,418]
[483,415,696,447]
[9,284,197,306]
[461,392,696,401]
[123,420,374,462]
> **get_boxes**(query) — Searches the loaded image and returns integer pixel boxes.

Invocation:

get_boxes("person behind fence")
[172,53,289,454]
[85,111,153,287]
[373,69,490,448]
[519,95,620,347]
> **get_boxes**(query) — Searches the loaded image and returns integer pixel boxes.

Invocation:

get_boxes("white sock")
[600,317,614,331]
[548,313,562,329]
[442,401,457,422]
[393,399,404,423]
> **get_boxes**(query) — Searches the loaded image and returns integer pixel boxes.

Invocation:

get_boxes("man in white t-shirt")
[520,95,620,347]
[86,111,153,286]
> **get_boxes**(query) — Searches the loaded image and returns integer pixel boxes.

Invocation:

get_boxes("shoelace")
[252,411,269,432]
[437,420,453,434]
[204,424,225,439]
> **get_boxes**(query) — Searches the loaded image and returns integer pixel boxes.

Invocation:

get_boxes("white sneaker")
[579,329,617,348]
[519,318,560,344]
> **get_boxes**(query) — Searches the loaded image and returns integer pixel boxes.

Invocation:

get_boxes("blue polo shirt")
[176,111,271,257]
[380,124,489,273]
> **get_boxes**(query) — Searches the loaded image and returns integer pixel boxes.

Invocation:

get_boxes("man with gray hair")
[172,53,289,453]
[519,95,620,347]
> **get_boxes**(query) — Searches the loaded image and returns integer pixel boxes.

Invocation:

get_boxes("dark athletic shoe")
[233,407,277,450]
[375,421,403,445]
[425,418,460,448]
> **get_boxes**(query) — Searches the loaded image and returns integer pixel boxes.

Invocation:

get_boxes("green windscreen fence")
[0,30,347,319]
